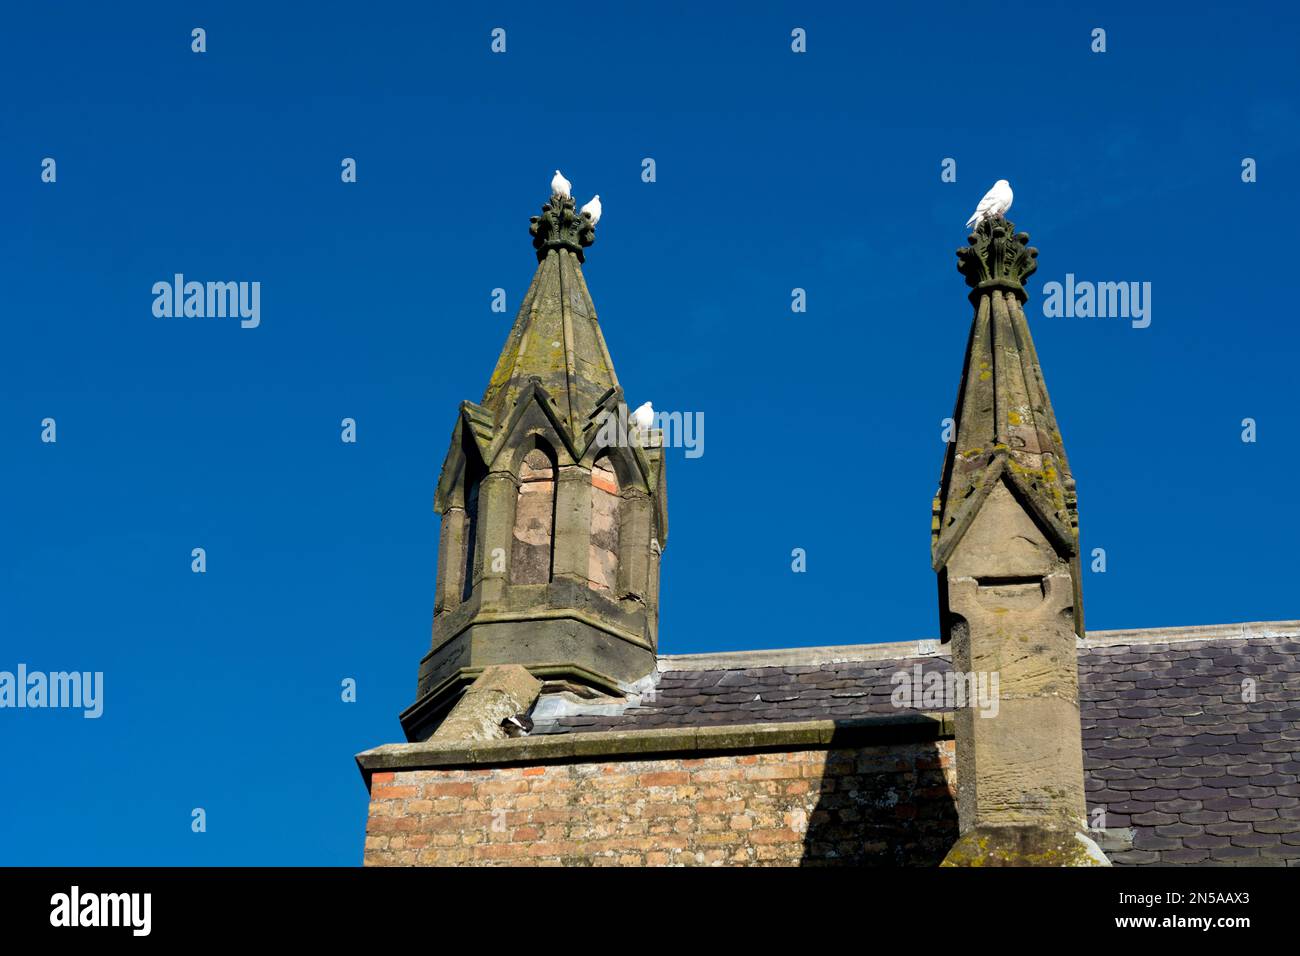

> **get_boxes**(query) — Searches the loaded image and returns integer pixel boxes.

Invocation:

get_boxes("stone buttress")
[932,216,1107,866]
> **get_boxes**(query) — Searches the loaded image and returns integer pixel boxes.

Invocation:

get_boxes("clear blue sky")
[3,2,1297,864]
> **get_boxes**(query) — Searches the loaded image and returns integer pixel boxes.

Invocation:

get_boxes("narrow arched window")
[460,475,481,601]
[588,455,620,592]
[510,447,555,584]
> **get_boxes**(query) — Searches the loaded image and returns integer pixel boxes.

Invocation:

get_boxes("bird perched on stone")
[965,179,1014,229]
[551,169,572,199]
[501,714,533,738]
[580,195,602,226]
[631,401,654,432]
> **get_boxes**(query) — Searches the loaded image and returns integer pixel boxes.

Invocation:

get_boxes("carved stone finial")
[956,216,1038,304]
[529,193,595,263]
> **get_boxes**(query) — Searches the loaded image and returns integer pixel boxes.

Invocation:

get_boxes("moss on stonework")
[941,826,1108,867]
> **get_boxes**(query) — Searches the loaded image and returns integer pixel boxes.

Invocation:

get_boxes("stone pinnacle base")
[941,825,1110,867]
[430,665,542,744]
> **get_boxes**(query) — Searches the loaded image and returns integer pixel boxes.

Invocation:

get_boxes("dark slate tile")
[1205,821,1254,836]
[1180,810,1229,825]
[1229,832,1281,848]
[1090,788,1131,803]
[1227,785,1276,799]
[1132,831,1181,851]
[1135,766,1181,780]
[1153,822,1204,838]
[1162,848,1211,864]
[1108,849,1162,865]
[1130,811,1178,826]
[1259,844,1300,859]
[1254,795,1300,809]
[1252,819,1300,835]
[1134,788,1183,802]
[1210,846,1261,861]
[1227,808,1280,822]
[715,670,756,687]
[1203,796,1251,811]
[1251,774,1299,787]
[1107,800,1160,814]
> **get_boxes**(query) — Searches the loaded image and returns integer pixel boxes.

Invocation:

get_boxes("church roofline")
[657,640,946,670]
[357,619,1300,779]
[1076,618,1300,648]
[654,619,1300,670]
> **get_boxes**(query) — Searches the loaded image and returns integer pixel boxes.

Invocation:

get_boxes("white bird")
[581,195,602,226]
[551,169,572,199]
[965,179,1014,229]
[631,401,654,432]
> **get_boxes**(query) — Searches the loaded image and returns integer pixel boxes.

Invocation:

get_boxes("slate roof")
[535,632,1300,866]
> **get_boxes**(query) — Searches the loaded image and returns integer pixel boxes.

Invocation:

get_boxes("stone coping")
[656,620,1300,670]
[1077,619,1300,648]
[355,711,953,786]
[657,640,944,671]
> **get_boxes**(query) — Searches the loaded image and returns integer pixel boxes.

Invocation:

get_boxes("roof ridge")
[657,620,1300,671]
[1079,619,1300,647]
[658,640,944,671]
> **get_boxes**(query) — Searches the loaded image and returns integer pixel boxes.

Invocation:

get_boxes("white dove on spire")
[551,169,572,199]
[965,179,1014,229]
[631,401,654,432]
[580,195,602,226]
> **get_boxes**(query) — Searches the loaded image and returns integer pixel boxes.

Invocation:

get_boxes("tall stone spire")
[479,195,621,443]
[933,218,1081,616]
[933,216,1106,866]
[401,185,668,742]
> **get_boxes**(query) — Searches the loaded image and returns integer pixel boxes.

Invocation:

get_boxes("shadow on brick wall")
[801,738,958,866]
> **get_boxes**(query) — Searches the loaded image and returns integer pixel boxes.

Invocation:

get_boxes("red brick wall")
[364,740,957,866]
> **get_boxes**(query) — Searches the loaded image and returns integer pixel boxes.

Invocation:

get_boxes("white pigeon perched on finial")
[551,169,572,199]
[965,179,1014,229]
[581,195,602,226]
[631,401,654,432]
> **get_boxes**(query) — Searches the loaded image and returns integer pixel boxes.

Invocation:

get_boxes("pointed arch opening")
[461,461,483,602]
[510,443,557,585]
[436,428,486,612]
